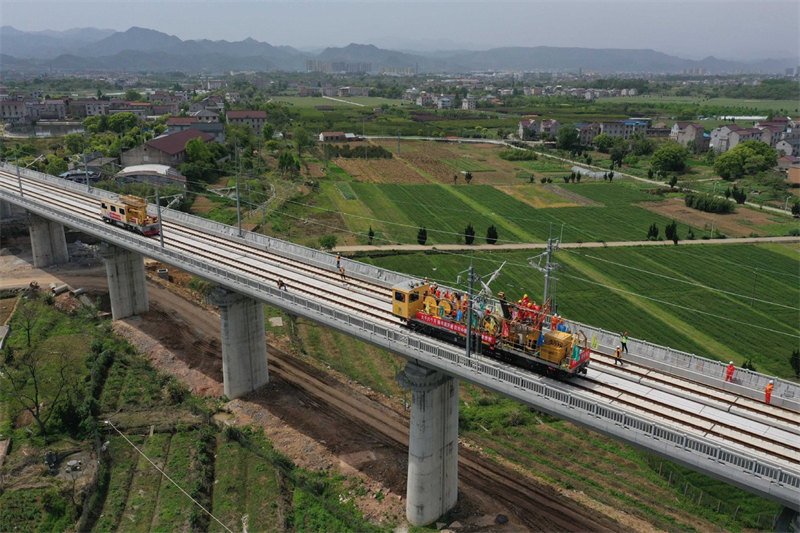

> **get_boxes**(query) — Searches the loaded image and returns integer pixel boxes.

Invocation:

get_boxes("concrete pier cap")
[397,361,459,526]
[208,287,268,399]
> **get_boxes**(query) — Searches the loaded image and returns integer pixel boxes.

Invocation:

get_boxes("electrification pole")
[465,262,475,361]
[528,233,560,312]
[155,185,164,248]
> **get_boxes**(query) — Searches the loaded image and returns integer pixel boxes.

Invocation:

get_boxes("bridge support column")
[208,287,268,399]
[99,242,148,320]
[397,362,459,526]
[28,213,69,267]
[0,200,12,218]
[774,506,799,532]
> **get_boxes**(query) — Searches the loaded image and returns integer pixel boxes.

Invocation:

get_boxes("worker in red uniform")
[765,380,774,404]
[725,361,735,383]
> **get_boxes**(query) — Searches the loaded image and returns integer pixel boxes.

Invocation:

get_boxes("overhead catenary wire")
[103,420,236,533]
[567,249,800,311]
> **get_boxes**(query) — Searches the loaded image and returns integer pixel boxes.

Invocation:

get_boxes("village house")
[518,119,540,140]
[120,129,213,167]
[226,110,267,134]
[671,122,709,152]
[319,131,346,142]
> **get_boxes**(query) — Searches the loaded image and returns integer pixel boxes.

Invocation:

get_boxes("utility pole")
[750,268,758,307]
[528,233,561,311]
[465,262,475,362]
[397,130,401,155]
[363,117,367,161]
[83,151,90,192]
[155,185,164,248]
[15,155,22,197]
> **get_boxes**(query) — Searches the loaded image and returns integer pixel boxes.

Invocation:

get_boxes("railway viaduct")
[2,163,799,528]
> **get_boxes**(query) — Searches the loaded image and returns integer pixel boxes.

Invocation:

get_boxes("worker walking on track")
[614,346,623,366]
[765,380,774,404]
[336,253,341,269]
[725,361,735,383]
[620,331,629,353]
[339,266,346,282]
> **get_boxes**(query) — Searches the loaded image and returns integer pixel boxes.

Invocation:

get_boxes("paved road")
[335,235,800,253]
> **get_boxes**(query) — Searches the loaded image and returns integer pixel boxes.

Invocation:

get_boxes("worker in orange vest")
[765,380,774,404]
[725,361,735,383]
[614,346,623,366]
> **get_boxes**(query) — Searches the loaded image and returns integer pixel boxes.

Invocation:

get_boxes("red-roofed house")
[226,110,267,134]
[319,131,346,142]
[121,129,213,167]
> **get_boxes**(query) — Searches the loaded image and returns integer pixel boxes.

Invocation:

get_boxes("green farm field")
[360,242,800,378]
[600,95,799,113]
[308,181,699,246]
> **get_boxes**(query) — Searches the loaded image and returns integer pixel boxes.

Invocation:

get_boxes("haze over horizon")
[1,0,798,62]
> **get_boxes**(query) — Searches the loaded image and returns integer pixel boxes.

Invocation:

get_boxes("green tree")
[668,175,678,188]
[318,235,337,250]
[593,133,613,153]
[417,227,427,245]
[714,141,777,180]
[124,89,143,101]
[556,126,580,152]
[0,346,75,438]
[261,123,275,142]
[367,226,375,245]
[107,112,138,134]
[63,133,86,155]
[45,156,68,176]
[792,201,800,218]
[464,223,475,245]
[665,220,679,245]
[647,222,659,240]
[651,142,689,173]
[486,225,498,245]
[294,126,314,156]
[464,171,473,184]
[277,151,300,176]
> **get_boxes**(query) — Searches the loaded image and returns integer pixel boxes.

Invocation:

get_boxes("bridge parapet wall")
[565,319,800,410]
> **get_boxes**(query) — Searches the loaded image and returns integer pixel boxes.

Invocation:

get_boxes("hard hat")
[524,294,528,298]
[624,331,628,334]
[617,346,621,349]
[729,361,734,364]
[769,380,773,383]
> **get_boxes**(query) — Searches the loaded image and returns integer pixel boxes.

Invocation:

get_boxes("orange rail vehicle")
[392,282,590,377]
[100,195,160,236]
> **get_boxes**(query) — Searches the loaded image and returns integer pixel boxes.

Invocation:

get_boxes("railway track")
[3,170,798,477]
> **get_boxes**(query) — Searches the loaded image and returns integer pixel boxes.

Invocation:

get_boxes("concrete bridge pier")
[99,242,149,319]
[397,362,459,526]
[28,213,69,267]
[774,506,799,532]
[208,287,269,399]
[0,200,12,218]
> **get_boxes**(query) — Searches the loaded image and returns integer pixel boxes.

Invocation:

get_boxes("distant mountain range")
[1,26,796,75]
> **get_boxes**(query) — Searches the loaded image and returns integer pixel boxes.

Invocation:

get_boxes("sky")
[2,0,798,61]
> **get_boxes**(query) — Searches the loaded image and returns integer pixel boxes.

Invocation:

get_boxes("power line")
[103,420,235,533]
[561,273,800,338]
[568,250,800,311]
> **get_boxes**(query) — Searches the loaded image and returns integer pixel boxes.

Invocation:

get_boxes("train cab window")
[119,208,125,215]
[394,291,406,303]
[101,202,107,209]
[408,292,420,303]
[110,206,117,212]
